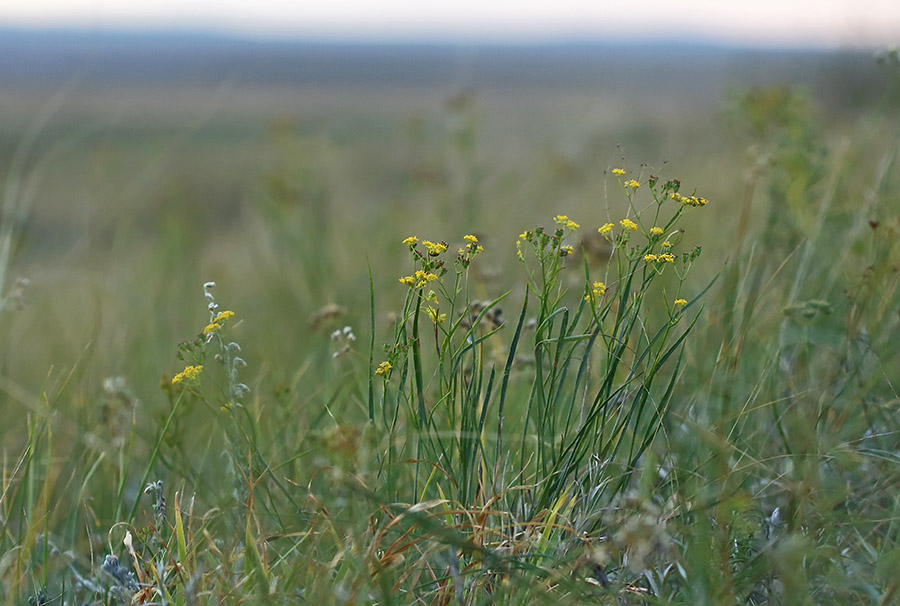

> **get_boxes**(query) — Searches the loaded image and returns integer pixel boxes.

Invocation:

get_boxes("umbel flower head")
[172,365,202,385]
[620,218,638,232]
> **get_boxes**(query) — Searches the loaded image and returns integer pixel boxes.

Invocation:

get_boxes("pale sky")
[2,1,899,47]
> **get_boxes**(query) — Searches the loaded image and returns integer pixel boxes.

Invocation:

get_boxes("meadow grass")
[1,62,900,604]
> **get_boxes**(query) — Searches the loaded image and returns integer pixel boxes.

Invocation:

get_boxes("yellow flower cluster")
[671,192,708,207]
[427,306,447,325]
[375,361,392,376]
[644,253,676,264]
[399,270,439,288]
[554,215,580,230]
[624,179,641,189]
[560,245,574,256]
[611,168,626,176]
[203,310,236,336]
[457,234,484,266]
[584,281,607,301]
[620,219,638,231]
[422,240,448,256]
[674,298,688,308]
[403,236,419,247]
[598,223,614,236]
[650,226,664,236]
[172,364,202,385]
[516,231,530,261]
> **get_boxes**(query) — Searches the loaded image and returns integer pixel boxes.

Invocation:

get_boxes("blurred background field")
[1,27,900,603]
[1,33,894,397]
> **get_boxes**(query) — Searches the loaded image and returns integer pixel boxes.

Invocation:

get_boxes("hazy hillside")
[0,28,887,102]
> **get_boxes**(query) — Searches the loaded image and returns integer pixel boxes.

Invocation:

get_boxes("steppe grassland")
[0,60,899,604]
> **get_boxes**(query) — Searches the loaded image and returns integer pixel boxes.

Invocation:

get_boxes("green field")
[1,38,900,604]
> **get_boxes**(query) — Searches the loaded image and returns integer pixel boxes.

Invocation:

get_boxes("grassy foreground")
[2,62,900,604]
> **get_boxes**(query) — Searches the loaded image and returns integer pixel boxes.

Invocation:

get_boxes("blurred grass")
[1,47,899,603]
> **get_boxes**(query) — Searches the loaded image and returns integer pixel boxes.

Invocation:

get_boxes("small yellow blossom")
[213,310,235,323]
[671,193,708,207]
[172,365,203,385]
[516,240,525,261]
[554,215,580,230]
[427,306,447,325]
[620,219,638,232]
[612,168,626,176]
[662,240,673,249]
[644,254,659,263]
[659,253,676,263]
[375,361,392,376]
[674,298,688,308]
[422,240,447,256]
[403,236,419,246]
[464,234,478,244]
[624,179,641,189]
[585,281,607,301]
[519,231,529,240]
[401,271,440,288]
[598,223,614,235]
[203,322,222,336]
[560,245,574,256]
[415,270,439,288]
[650,226,664,237]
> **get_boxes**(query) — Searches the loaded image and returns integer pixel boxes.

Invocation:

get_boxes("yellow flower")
[403,236,419,246]
[644,254,659,263]
[516,240,525,261]
[375,361,392,376]
[612,168,626,176]
[213,310,235,323]
[519,231,529,240]
[671,193,708,207]
[554,215,580,230]
[674,298,688,308]
[650,227,664,237]
[464,234,478,244]
[560,245,574,256]
[427,306,447,324]
[172,365,202,385]
[598,223,614,235]
[422,240,447,256]
[620,219,638,232]
[203,322,222,336]
[624,179,641,189]
[584,281,607,301]
[662,240,673,249]
[659,253,676,263]
[412,270,439,288]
